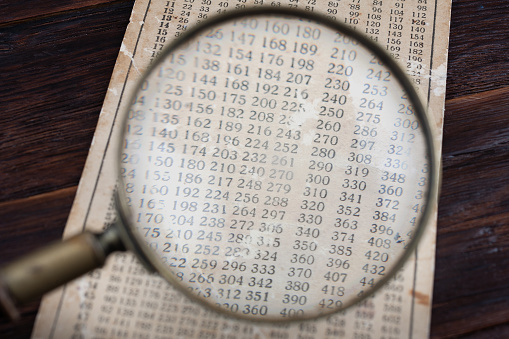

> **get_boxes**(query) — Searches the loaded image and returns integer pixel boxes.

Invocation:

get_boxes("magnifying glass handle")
[0,226,124,320]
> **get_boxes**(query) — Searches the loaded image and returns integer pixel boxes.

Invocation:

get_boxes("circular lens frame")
[116,7,439,321]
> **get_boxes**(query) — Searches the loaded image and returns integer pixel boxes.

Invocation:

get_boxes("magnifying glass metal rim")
[115,7,439,322]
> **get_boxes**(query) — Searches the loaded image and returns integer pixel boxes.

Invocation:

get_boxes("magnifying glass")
[0,8,437,322]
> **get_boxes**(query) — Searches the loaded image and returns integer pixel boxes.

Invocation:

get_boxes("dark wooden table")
[0,1,508,338]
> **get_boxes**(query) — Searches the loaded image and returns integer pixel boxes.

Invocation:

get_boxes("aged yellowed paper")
[32,0,451,338]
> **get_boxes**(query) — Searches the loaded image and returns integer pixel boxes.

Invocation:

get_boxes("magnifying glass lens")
[120,11,432,320]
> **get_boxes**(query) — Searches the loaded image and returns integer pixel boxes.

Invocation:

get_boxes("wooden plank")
[0,1,133,202]
[446,0,509,99]
[0,187,77,338]
[0,186,76,261]
[0,4,133,336]
[431,90,509,337]
[0,0,129,25]
[428,1,509,333]
[443,87,509,156]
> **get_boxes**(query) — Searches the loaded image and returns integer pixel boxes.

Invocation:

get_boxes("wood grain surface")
[0,0,508,338]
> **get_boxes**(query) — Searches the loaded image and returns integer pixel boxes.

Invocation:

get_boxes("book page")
[32,0,451,338]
